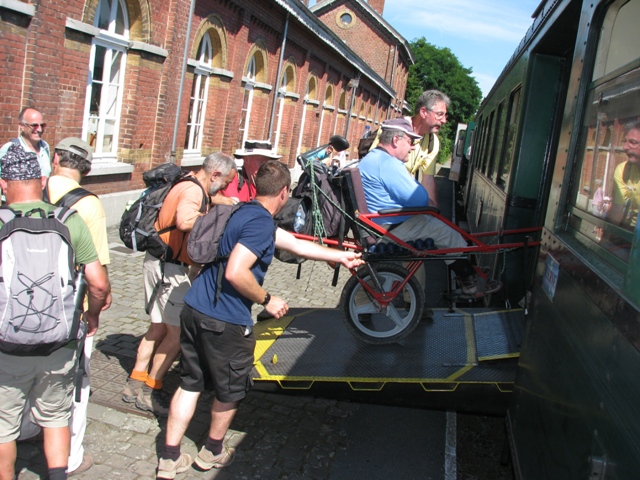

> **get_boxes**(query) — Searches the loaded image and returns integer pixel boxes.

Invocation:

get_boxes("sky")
[310,0,542,98]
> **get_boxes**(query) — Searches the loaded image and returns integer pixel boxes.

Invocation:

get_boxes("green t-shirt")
[2,201,98,266]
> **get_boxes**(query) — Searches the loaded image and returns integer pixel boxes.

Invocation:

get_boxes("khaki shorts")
[143,252,192,327]
[0,347,77,442]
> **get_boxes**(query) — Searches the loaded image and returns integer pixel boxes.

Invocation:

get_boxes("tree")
[406,38,482,162]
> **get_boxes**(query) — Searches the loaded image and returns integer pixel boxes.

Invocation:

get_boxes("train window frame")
[481,110,496,175]
[562,0,640,302]
[497,86,522,190]
[488,100,507,182]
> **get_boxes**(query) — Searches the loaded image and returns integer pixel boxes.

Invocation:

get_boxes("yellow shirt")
[47,175,111,266]
[612,161,640,227]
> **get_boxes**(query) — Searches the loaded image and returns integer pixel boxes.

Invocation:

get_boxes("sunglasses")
[21,122,47,130]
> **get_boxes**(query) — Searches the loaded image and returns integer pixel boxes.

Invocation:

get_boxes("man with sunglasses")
[0,107,51,180]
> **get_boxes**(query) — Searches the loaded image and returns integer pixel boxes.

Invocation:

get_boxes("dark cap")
[1,143,41,180]
[381,118,422,139]
[55,137,93,164]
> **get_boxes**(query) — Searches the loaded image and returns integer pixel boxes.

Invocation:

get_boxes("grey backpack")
[0,207,85,356]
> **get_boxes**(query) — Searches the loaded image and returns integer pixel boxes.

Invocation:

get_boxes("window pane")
[115,0,126,35]
[499,87,522,188]
[96,0,112,30]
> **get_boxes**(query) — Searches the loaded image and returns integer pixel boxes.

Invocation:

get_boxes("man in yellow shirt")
[611,122,640,228]
[19,137,111,476]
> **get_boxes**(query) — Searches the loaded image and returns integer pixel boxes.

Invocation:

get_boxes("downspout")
[170,0,196,163]
[344,72,361,138]
[389,43,399,115]
[268,12,290,143]
[373,88,381,125]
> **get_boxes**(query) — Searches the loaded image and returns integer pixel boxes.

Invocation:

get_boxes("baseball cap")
[1,143,41,180]
[381,118,422,139]
[55,137,93,163]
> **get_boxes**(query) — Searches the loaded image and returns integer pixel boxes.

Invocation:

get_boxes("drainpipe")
[170,0,196,163]
[268,13,290,143]
[389,43,399,115]
[344,73,360,138]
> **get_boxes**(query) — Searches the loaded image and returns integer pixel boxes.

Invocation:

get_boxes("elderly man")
[0,107,51,179]
[156,161,363,479]
[609,122,640,228]
[358,117,500,298]
[0,144,109,480]
[122,153,237,416]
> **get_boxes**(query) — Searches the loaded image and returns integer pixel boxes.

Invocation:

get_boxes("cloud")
[386,0,534,43]
[471,72,498,98]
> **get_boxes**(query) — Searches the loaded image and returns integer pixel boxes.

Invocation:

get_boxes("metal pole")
[268,13,290,143]
[170,0,196,163]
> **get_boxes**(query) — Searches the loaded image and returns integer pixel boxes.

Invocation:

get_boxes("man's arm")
[84,259,111,336]
[175,183,207,232]
[421,174,438,207]
[275,228,363,269]
[225,243,289,319]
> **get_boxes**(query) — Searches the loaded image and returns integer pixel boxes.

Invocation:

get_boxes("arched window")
[83,0,129,160]
[184,34,213,154]
[296,75,318,156]
[274,62,296,151]
[238,47,266,148]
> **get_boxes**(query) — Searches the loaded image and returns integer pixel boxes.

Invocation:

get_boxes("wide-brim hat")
[381,118,422,139]
[234,140,282,159]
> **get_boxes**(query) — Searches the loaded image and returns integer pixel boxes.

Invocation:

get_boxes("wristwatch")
[260,292,271,306]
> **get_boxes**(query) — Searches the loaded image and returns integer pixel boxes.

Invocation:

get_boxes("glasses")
[398,135,419,146]
[428,110,447,119]
[21,122,47,130]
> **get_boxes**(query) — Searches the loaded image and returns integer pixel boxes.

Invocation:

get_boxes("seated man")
[357,117,500,298]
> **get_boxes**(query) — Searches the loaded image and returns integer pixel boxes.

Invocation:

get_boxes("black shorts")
[179,304,255,403]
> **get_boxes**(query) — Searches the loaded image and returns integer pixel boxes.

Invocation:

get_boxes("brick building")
[0,0,412,222]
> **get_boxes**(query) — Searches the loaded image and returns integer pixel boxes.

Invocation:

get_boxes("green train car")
[461,0,640,477]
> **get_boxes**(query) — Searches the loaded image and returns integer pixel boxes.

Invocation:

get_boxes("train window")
[481,111,496,174]
[488,100,506,182]
[592,0,640,80]
[568,0,640,284]
[498,87,522,189]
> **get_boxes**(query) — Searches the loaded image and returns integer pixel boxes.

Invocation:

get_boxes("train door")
[449,123,467,183]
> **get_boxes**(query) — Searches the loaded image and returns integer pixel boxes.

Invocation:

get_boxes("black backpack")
[357,128,379,159]
[119,163,207,260]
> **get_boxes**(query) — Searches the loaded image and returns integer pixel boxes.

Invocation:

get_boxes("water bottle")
[74,265,87,311]
[293,204,306,233]
[363,125,371,138]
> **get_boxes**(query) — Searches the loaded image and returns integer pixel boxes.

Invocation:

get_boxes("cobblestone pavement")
[14,168,515,480]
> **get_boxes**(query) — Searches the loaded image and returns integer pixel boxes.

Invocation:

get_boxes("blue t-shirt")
[184,203,276,326]
[357,147,429,224]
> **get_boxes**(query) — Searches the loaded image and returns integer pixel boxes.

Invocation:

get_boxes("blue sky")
[305,0,541,97]
[381,0,541,97]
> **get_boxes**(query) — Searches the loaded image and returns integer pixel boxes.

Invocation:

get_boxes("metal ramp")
[252,307,525,394]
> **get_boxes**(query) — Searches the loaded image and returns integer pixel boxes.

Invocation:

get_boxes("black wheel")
[340,263,425,344]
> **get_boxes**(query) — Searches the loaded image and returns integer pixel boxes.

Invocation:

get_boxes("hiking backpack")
[187,202,248,265]
[119,163,207,260]
[0,207,86,356]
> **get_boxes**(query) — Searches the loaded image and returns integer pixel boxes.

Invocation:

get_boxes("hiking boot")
[157,453,192,479]
[194,444,235,470]
[122,378,145,403]
[68,453,94,477]
[136,384,170,417]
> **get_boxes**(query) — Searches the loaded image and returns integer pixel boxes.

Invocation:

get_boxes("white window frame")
[184,35,213,157]
[82,0,129,163]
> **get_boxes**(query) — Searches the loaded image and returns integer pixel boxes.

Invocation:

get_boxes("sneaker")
[68,453,94,477]
[157,453,192,479]
[122,378,145,403]
[135,384,170,417]
[458,275,502,299]
[194,444,235,470]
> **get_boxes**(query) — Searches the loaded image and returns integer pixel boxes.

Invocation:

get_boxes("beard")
[208,178,226,196]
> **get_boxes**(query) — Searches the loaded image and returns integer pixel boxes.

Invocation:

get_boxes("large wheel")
[340,263,425,344]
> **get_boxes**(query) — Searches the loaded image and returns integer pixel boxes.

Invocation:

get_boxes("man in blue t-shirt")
[156,161,363,479]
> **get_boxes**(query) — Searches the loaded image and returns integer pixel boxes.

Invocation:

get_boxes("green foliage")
[406,38,482,163]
